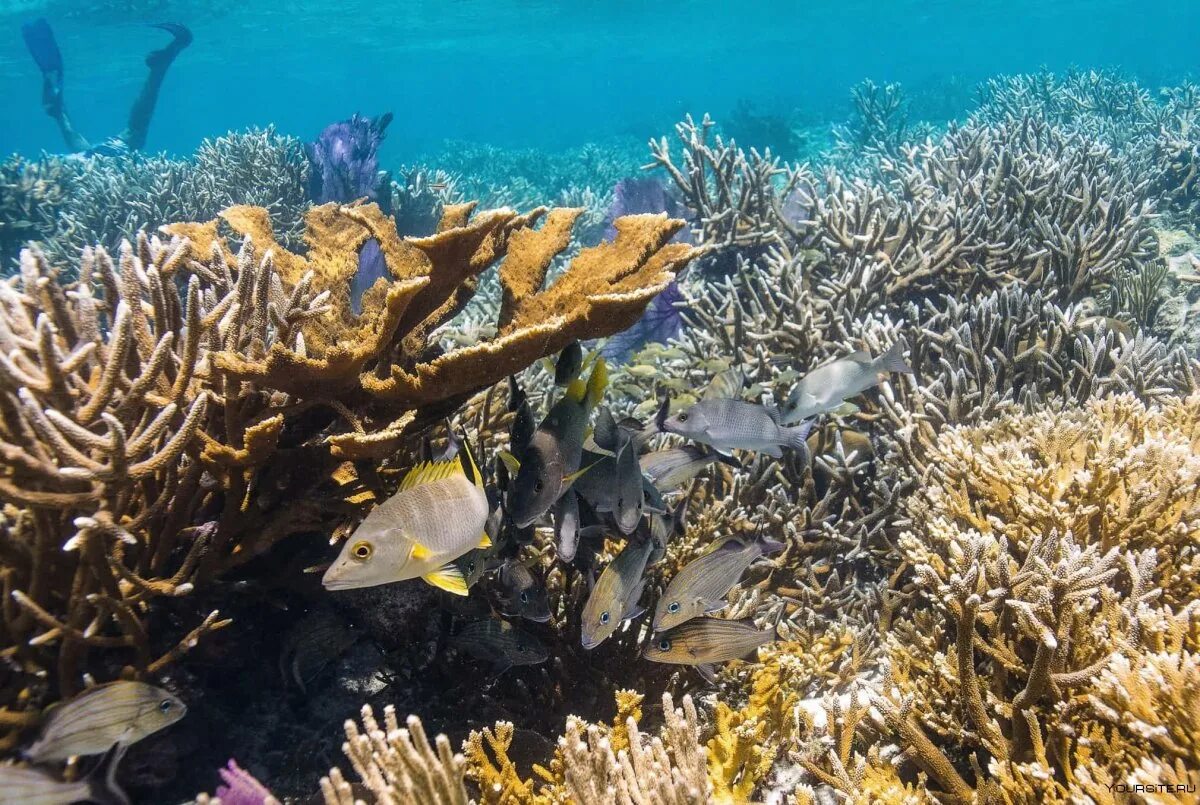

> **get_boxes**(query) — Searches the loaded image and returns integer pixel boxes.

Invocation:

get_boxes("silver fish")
[640,445,739,490]
[454,619,548,673]
[642,617,775,671]
[581,536,654,649]
[507,360,607,528]
[662,398,813,457]
[26,682,186,763]
[496,559,551,623]
[653,534,784,632]
[322,442,491,595]
[0,744,128,805]
[780,341,912,424]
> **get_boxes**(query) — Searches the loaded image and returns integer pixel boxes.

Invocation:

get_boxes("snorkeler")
[21,18,192,156]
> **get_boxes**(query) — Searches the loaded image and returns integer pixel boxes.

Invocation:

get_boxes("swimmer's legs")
[116,23,192,151]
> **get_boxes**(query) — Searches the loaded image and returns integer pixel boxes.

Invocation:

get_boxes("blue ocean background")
[1,0,1198,160]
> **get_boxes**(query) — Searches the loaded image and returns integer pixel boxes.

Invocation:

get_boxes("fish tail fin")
[584,357,608,411]
[565,377,587,403]
[783,419,814,450]
[85,743,131,805]
[876,340,913,375]
[424,563,469,596]
[756,530,786,556]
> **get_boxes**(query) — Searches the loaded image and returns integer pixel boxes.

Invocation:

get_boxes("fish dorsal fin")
[497,450,521,475]
[423,563,469,596]
[563,459,602,488]
[399,457,463,492]
[593,407,619,452]
[457,435,484,490]
[565,377,587,404]
[844,350,871,365]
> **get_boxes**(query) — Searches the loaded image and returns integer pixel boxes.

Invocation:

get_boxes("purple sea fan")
[600,177,693,362]
[306,112,393,208]
[213,758,279,805]
[602,177,693,244]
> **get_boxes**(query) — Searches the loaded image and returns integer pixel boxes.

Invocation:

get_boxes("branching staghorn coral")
[0,197,698,737]
[0,155,69,271]
[321,704,470,805]
[461,691,709,805]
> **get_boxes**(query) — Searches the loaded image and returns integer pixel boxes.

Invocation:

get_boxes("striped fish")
[653,533,784,632]
[642,618,775,675]
[25,682,185,763]
[639,445,738,490]
[454,619,548,673]
[581,536,654,649]
[661,398,813,457]
[0,744,127,804]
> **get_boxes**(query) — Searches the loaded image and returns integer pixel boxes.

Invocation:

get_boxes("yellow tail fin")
[584,357,608,410]
[423,563,469,596]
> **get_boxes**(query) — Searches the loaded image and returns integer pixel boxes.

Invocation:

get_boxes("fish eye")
[678,413,689,422]
[667,602,680,613]
[535,480,544,492]
[658,639,671,651]
[600,611,610,625]
[351,540,373,561]
[520,592,529,603]
[159,699,174,713]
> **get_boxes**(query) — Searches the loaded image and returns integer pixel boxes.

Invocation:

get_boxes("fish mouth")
[580,634,601,650]
[528,612,551,623]
[321,576,358,592]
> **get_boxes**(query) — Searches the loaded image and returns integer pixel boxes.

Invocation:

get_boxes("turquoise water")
[2,0,1199,158]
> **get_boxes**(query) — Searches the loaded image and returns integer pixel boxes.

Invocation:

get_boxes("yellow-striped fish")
[322,440,490,595]
[581,536,654,649]
[653,533,784,632]
[642,617,775,679]
[25,682,185,763]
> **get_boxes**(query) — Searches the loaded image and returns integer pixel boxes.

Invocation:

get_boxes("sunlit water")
[1,0,1198,159]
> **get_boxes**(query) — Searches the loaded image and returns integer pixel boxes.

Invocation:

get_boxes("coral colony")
[2,68,1200,804]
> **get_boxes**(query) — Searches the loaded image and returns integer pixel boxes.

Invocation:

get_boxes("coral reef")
[0,197,697,751]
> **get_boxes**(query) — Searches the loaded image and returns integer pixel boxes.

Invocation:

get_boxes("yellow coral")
[463,722,536,804]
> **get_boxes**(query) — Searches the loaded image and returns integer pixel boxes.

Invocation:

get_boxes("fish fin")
[704,599,728,613]
[497,450,521,475]
[762,444,784,458]
[412,543,434,561]
[831,401,861,417]
[714,451,742,469]
[457,435,485,490]
[654,395,671,430]
[843,350,872,364]
[584,358,608,410]
[85,743,131,805]
[565,377,587,404]
[423,564,469,596]
[562,460,601,487]
[583,435,616,457]
[783,420,815,451]
[757,534,787,555]
[764,404,781,424]
[695,664,718,684]
[624,603,647,621]
[592,407,619,452]
[477,532,492,549]
[624,578,648,620]
[875,340,913,374]
[398,457,463,492]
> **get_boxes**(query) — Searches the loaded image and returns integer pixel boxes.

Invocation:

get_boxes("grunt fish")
[642,618,775,678]
[780,341,912,425]
[25,681,186,763]
[1,744,128,805]
[643,477,689,566]
[581,536,654,649]
[496,559,551,623]
[652,533,784,632]
[572,409,644,534]
[322,441,491,595]
[662,398,813,457]
[640,445,739,490]
[506,360,608,528]
[454,619,548,673]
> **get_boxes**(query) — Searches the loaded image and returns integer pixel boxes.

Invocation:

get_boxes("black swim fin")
[145,22,193,69]
[22,18,62,77]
